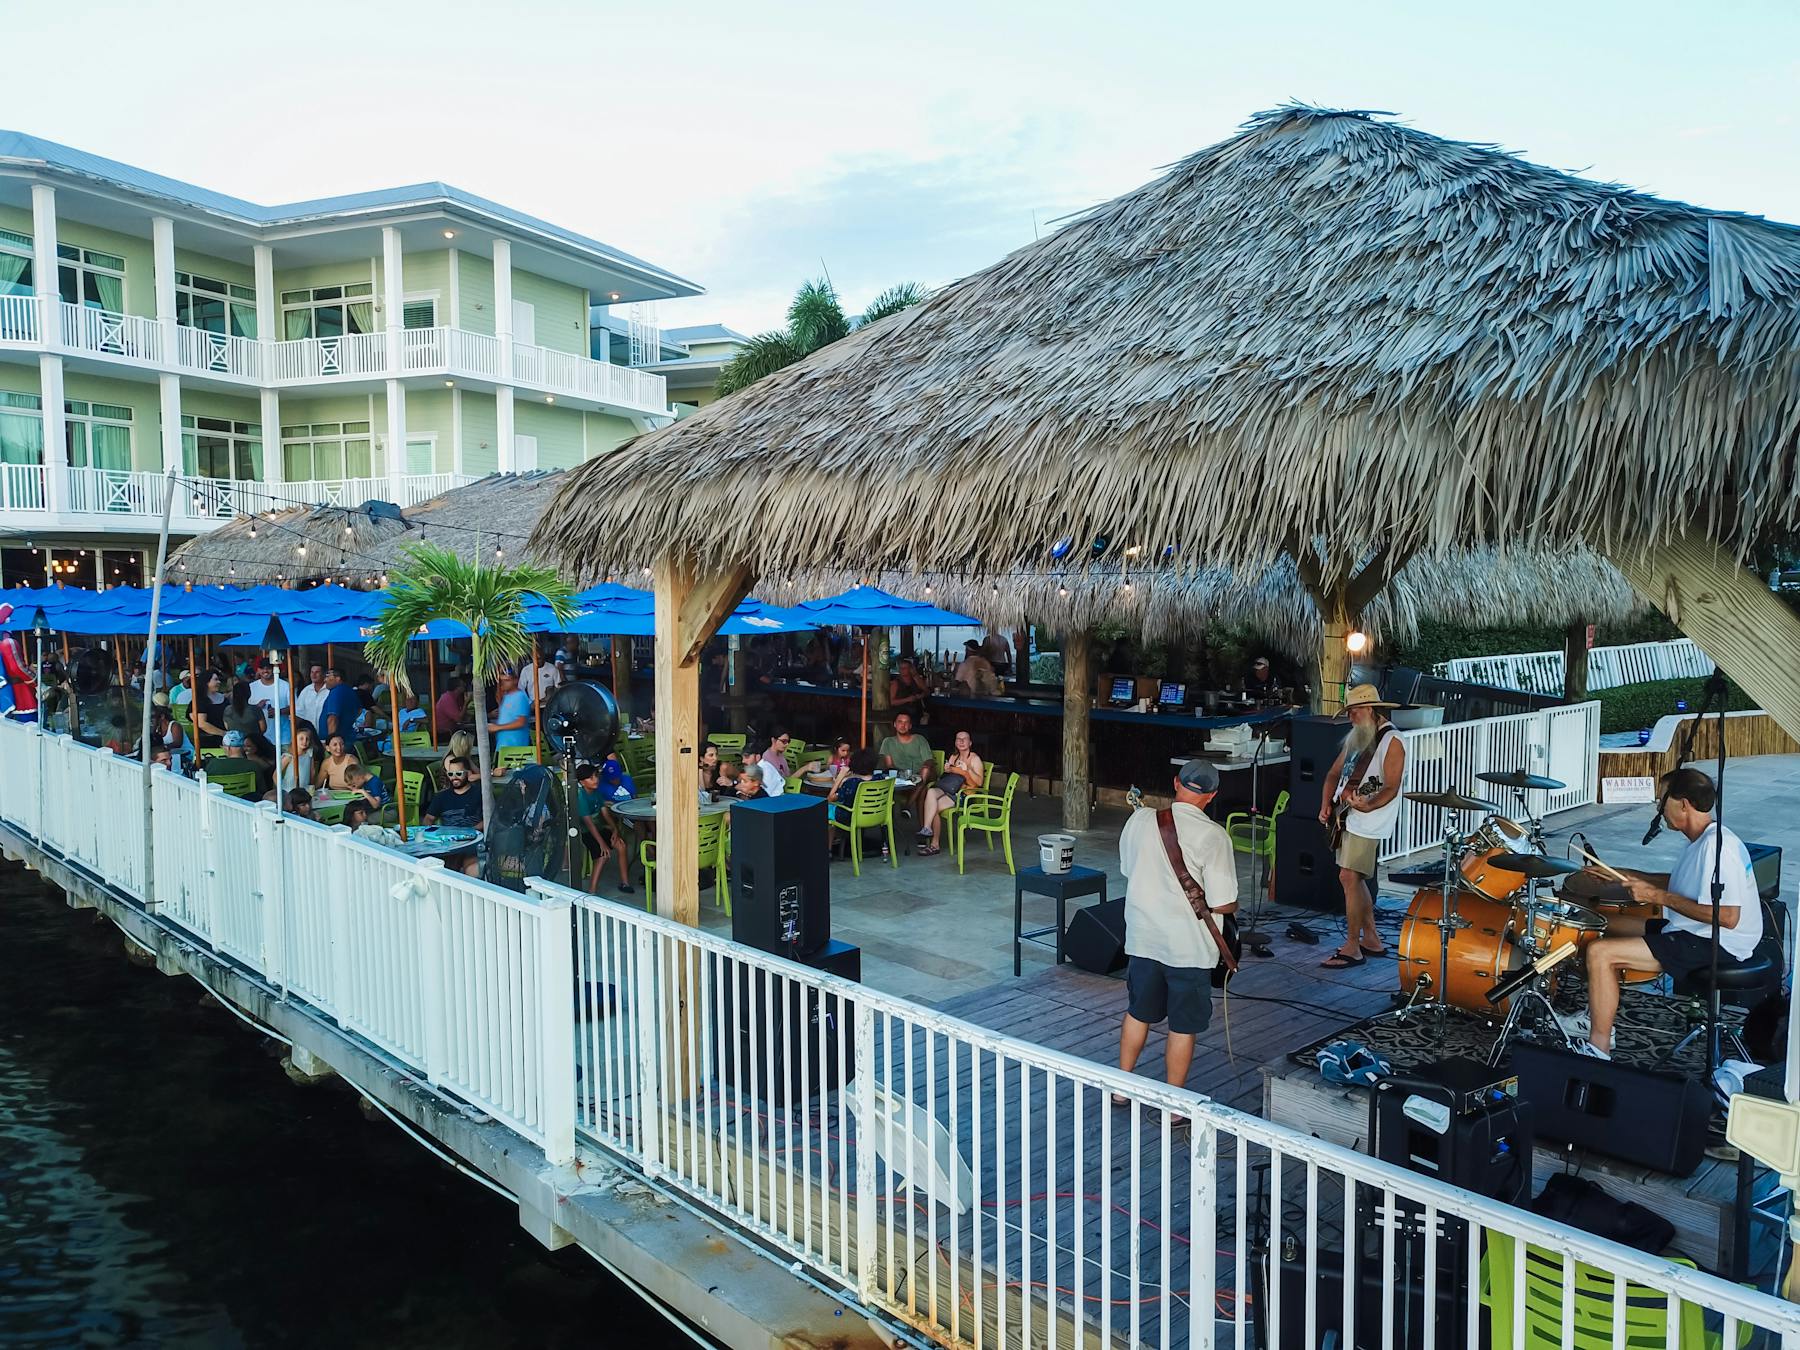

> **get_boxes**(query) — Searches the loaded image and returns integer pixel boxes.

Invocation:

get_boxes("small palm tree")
[364,543,577,832]
[716,278,925,396]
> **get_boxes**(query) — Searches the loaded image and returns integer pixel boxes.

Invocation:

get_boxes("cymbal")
[1488,851,1583,879]
[1404,789,1499,813]
[1478,769,1567,792]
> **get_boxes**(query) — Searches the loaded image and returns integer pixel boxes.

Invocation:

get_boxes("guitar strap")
[1154,808,1239,975]
[1336,724,1388,803]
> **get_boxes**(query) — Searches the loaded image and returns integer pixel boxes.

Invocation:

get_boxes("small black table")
[1014,864,1107,976]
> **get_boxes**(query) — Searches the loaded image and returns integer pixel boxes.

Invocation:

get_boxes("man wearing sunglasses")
[424,756,485,875]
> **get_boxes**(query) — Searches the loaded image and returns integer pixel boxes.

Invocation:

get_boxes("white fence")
[1439,639,1712,693]
[2,716,1795,1350]
[1381,701,1601,862]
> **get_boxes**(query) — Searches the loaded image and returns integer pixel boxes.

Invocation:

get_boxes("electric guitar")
[1326,775,1383,850]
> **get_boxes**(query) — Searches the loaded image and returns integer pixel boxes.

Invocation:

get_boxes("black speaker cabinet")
[1287,715,1349,817]
[729,796,830,958]
[1274,816,1340,912]
[715,939,860,1106]
[1065,896,1128,974]
[1261,1240,1466,1350]
[1510,1042,1712,1176]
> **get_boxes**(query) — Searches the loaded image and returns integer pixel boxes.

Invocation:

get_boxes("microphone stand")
[1705,668,1728,1076]
[1237,726,1274,955]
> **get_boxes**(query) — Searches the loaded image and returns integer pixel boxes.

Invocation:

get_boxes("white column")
[253,243,276,347]
[95,547,104,589]
[385,378,406,501]
[152,215,177,364]
[260,388,282,485]
[382,226,404,375]
[39,354,67,513]
[447,248,460,331]
[158,375,182,474]
[451,387,463,475]
[496,385,515,474]
[31,185,59,345]
[493,239,513,380]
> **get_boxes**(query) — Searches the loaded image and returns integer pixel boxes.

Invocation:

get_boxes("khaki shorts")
[1335,832,1379,878]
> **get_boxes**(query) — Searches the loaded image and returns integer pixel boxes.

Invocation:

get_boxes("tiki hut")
[527,105,1800,922]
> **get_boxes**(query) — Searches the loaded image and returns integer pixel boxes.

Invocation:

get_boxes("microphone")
[1642,814,1662,846]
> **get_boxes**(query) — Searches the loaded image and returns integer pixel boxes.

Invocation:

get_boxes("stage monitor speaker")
[1510,1042,1711,1176]
[729,796,830,958]
[1261,1241,1465,1350]
[1274,817,1340,912]
[1747,842,1783,902]
[1286,715,1349,817]
[1368,1065,1532,1203]
[1065,897,1128,974]
[716,939,860,1106]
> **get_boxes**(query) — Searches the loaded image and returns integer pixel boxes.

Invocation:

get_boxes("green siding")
[183,389,261,423]
[280,392,382,426]
[459,253,495,335]
[516,400,583,470]
[583,412,638,458]
[63,373,163,470]
[0,363,39,398]
[405,387,455,473]
[0,208,157,319]
[460,390,498,476]
[173,247,255,289]
[513,269,585,355]
[402,250,451,324]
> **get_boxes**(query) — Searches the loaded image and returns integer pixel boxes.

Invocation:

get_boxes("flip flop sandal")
[917,844,942,856]
[1320,950,1364,969]
[1360,945,1391,958]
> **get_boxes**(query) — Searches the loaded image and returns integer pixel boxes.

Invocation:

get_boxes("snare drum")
[1561,871,1659,983]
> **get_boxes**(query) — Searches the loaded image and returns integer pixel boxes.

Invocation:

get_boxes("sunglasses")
[447,773,468,781]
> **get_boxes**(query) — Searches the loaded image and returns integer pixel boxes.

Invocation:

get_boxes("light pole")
[262,615,290,817]
[30,606,48,730]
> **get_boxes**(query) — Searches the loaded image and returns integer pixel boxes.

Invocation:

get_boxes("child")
[346,761,388,811]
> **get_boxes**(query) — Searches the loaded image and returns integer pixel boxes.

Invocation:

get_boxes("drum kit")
[1385,769,1605,1061]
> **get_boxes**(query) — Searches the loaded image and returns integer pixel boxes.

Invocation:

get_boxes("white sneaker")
[1570,1038,1612,1061]
[1553,1008,1592,1040]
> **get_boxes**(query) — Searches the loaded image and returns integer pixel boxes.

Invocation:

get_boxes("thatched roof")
[169,472,562,585]
[758,546,1644,661]
[532,105,1800,584]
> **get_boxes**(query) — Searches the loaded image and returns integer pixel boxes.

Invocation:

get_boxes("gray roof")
[0,129,700,294]
[664,323,750,345]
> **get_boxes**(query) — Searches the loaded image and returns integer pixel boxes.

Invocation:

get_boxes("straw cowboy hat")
[1340,683,1399,713]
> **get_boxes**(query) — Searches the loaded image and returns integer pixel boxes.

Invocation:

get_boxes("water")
[0,864,691,1349]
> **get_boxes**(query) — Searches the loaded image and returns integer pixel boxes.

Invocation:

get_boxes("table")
[387,825,481,860]
[1014,864,1107,976]
[611,796,732,825]
[308,789,361,824]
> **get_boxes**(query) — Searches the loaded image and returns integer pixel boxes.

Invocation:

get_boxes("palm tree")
[363,543,577,832]
[716,278,926,396]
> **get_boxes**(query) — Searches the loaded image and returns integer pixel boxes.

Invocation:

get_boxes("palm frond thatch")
[533,105,1800,586]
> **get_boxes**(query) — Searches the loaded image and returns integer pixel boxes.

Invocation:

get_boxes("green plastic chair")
[1225,790,1289,866]
[640,814,729,914]
[398,730,433,753]
[205,768,258,799]
[495,745,537,772]
[829,778,896,877]
[706,733,746,753]
[1478,1230,1737,1349]
[952,772,1021,874]
[784,771,807,794]
[382,770,427,828]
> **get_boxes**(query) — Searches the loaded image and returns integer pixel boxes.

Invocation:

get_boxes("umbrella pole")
[860,631,868,748]
[113,638,126,696]
[532,648,544,765]
[61,632,76,738]
[187,639,196,699]
[390,677,408,841]
[428,643,438,738]
[326,642,333,671]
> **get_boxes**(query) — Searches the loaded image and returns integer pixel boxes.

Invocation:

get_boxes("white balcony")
[0,296,669,415]
[3,463,475,536]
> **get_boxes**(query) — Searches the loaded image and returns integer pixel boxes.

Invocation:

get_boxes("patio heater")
[262,615,290,817]
[30,606,48,729]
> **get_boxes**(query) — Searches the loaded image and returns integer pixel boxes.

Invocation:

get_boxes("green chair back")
[205,768,258,799]
[385,770,427,826]
[953,772,1020,874]
[495,745,537,772]
[398,730,433,752]
[1226,789,1290,861]
[1479,1231,1712,1350]
[706,733,746,753]
[785,771,807,794]
[640,813,728,912]
[828,777,897,877]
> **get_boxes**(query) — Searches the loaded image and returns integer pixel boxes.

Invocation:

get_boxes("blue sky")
[10,0,1799,334]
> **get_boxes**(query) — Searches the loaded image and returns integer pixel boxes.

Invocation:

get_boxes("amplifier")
[1065,896,1128,974]
[1368,1062,1532,1204]
[1274,816,1340,912]
[1286,715,1349,817]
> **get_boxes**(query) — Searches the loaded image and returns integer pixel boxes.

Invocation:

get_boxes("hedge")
[1591,676,1756,735]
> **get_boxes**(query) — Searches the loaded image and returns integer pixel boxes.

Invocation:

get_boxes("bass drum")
[1398,889,1593,1013]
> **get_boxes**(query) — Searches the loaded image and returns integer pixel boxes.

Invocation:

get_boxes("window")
[0,228,30,298]
[175,271,256,338]
[402,296,437,329]
[280,283,375,341]
[280,420,380,482]
[57,244,126,312]
[0,390,43,466]
[65,399,133,471]
[404,435,435,475]
[181,414,262,482]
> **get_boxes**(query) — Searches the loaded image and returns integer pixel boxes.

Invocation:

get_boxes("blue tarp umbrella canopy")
[218,615,469,647]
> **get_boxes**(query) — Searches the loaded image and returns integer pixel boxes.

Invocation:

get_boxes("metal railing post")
[527,878,577,1168]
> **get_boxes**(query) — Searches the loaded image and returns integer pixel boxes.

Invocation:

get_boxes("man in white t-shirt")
[520,648,561,705]
[1116,759,1238,1094]
[1577,767,1764,1059]
[294,664,328,734]
[249,661,292,740]
[1318,684,1405,969]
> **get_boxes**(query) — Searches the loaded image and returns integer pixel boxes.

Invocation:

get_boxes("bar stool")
[1667,949,1778,1066]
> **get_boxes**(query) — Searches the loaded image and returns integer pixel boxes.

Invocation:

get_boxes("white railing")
[443,326,501,377]
[5,716,1796,1350]
[1,460,46,512]
[1383,701,1601,861]
[513,338,668,411]
[175,324,262,380]
[1439,639,1713,693]
[61,301,164,363]
[65,465,164,516]
[265,331,389,382]
[0,292,41,343]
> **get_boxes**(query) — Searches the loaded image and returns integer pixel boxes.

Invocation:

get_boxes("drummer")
[1570,768,1762,1059]
[1318,685,1406,969]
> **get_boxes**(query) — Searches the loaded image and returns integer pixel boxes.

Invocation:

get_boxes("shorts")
[1126,956,1214,1035]
[1642,918,1741,986]
[1335,832,1379,877]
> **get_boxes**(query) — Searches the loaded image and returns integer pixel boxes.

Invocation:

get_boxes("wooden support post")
[1563,619,1591,703]
[869,626,890,716]
[1317,591,1352,716]
[1608,532,1800,742]
[653,558,753,927]
[427,643,438,738]
[1062,629,1093,831]
[610,636,633,719]
[389,677,408,841]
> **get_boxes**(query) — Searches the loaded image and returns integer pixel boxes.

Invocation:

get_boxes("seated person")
[573,761,622,893]
[1573,767,1763,1059]
[696,743,722,797]
[740,740,785,797]
[396,693,428,732]
[423,757,483,876]
[952,640,1001,697]
[593,753,637,893]
[917,730,983,857]
[713,759,745,799]
[760,728,795,779]
[340,797,403,846]
[284,787,316,820]
[317,733,361,790]
[345,762,388,811]
[890,659,931,720]
[1244,655,1279,698]
[807,738,852,778]
[877,712,936,816]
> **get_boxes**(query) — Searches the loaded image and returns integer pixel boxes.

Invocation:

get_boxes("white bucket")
[1038,833,1076,874]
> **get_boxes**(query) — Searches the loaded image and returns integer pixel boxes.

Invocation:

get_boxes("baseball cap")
[1176,759,1219,793]
[222,730,245,748]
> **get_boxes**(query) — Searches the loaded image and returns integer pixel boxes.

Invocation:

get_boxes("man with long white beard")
[1317,684,1405,968]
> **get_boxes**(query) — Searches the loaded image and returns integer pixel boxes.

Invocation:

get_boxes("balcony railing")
[0,460,46,512]
[3,300,669,413]
[7,465,474,526]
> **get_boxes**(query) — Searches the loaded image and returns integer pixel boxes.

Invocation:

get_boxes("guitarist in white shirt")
[1318,685,1406,969]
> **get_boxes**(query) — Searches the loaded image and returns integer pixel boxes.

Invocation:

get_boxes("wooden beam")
[1345,541,1411,614]
[1562,619,1591,703]
[1062,630,1093,831]
[609,636,632,719]
[652,558,705,929]
[674,561,753,668]
[1317,590,1352,715]
[1608,532,1800,742]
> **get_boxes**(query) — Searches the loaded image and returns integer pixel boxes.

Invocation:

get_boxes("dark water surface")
[0,864,688,1349]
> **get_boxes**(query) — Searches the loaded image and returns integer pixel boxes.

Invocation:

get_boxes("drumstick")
[1573,845,1629,883]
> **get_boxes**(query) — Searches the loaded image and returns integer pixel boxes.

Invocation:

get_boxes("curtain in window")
[343,438,371,479]
[284,310,310,341]
[66,421,88,468]
[181,430,199,476]
[0,410,42,465]
[90,423,131,470]
[347,301,374,335]
[238,438,263,480]
[284,442,311,482]
[88,271,124,313]
[0,254,28,295]
[231,302,256,339]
